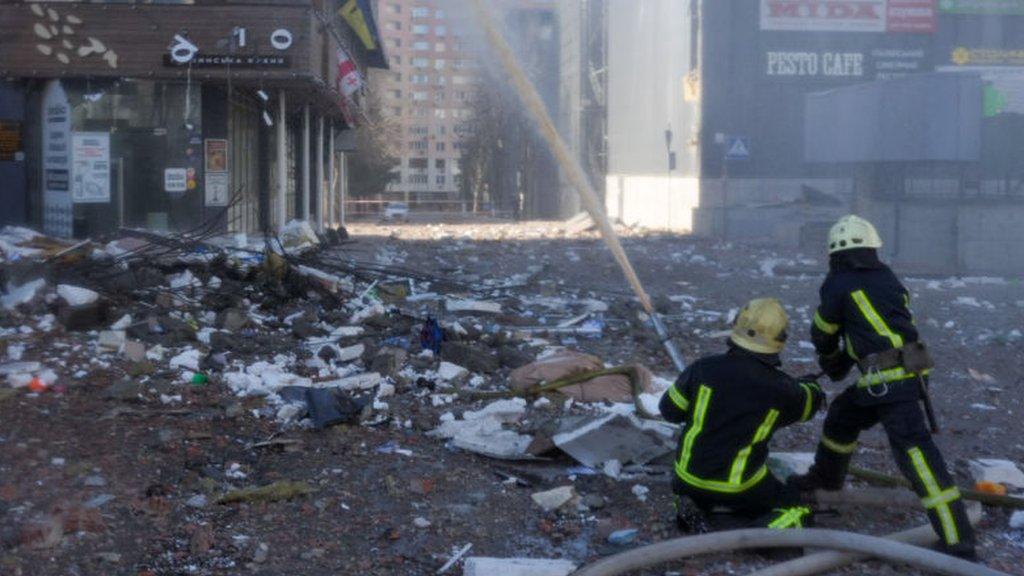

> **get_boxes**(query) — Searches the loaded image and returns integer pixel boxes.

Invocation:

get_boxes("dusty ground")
[1,221,1022,576]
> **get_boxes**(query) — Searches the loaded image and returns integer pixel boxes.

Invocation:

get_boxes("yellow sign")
[951,46,1024,66]
[339,0,376,51]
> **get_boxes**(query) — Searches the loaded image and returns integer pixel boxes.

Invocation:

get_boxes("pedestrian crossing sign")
[725,136,751,160]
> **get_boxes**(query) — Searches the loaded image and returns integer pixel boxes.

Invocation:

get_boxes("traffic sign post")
[725,135,751,161]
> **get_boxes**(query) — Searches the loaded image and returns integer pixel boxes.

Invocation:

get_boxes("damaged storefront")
[0,0,385,238]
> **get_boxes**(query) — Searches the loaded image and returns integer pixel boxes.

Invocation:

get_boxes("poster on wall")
[760,0,936,34]
[761,0,888,32]
[204,139,229,206]
[41,80,73,238]
[164,168,187,193]
[939,0,1024,14]
[71,132,111,204]
[0,121,22,162]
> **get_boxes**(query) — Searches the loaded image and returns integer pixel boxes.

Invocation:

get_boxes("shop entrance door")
[116,129,166,230]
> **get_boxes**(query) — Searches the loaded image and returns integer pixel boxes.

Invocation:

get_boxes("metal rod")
[302,104,311,222]
[466,0,686,372]
[276,90,287,232]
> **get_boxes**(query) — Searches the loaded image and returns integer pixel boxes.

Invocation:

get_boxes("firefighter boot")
[674,495,710,534]
[787,442,852,492]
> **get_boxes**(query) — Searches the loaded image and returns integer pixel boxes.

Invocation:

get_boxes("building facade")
[605,0,1024,274]
[371,0,476,208]
[369,0,560,215]
[0,0,386,238]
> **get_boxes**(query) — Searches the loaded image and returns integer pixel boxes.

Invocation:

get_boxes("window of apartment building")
[386,21,401,31]
[435,159,446,170]
[409,125,428,136]
[390,107,402,117]
[409,174,428,184]
[452,75,470,85]
[411,74,429,85]
[434,59,446,70]
[436,175,446,186]
[434,109,447,119]
[454,174,463,187]
[394,72,403,82]
[388,89,402,99]
[412,24,429,35]
[411,6,429,17]
[413,41,430,51]
[412,58,429,68]
[391,55,402,66]
[435,26,447,36]
[433,91,445,103]
[437,125,447,135]
[409,158,428,170]
[434,42,445,52]
[436,142,446,152]
[409,141,428,151]
[412,107,429,117]
[454,90,469,101]
[386,3,401,14]
[411,91,427,101]
[453,142,466,152]
[435,9,445,19]
[436,76,447,86]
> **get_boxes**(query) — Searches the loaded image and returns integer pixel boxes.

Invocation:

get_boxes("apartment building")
[371,0,479,207]
[371,0,556,210]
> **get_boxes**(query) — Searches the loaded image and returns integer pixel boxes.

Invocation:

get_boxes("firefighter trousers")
[673,473,810,531]
[809,386,975,554]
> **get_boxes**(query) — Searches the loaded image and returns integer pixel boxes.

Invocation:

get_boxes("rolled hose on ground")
[747,503,983,576]
[570,527,1009,576]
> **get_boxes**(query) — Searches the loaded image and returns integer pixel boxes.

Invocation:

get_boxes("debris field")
[1,221,1023,575]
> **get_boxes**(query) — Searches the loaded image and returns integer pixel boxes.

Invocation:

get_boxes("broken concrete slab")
[322,372,382,391]
[56,284,99,307]
[430,400,534,460]
[2,278,46,310]
[97,330,126,353]
[969,458,1024,490]
[437,361,470,383]
[768,452,815,480]
[446,299,503,314]
[462,557,576,576]
[335,343,365,363]
[441,342,500,374]
[530,486,577,512]
[552,413,675,468]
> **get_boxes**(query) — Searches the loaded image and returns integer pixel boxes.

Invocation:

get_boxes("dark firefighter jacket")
[659,346,824,494]
[811,248,922,402]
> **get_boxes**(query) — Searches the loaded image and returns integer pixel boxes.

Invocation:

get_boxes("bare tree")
[347,93,400,198]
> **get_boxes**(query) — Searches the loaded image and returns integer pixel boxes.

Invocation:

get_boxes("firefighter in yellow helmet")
[789,215,977,559]
[659,298,825,533]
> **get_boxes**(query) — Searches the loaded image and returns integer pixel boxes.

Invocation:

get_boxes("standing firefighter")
[789,215,976,559]
[660,298,825,532]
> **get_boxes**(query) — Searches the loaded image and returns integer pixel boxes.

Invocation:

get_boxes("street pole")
[316,114,325,232]
[302,104,311,222]
[276,90,287,232]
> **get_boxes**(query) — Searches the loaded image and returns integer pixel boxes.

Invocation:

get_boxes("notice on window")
[205,172,229,206]
[0,121,22,162]
[71,132,111,204]
[165,168,188,193]
[204,139,229,206]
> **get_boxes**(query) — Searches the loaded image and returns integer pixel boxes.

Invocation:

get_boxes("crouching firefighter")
[659,298,826,533]
[789,215,976,559]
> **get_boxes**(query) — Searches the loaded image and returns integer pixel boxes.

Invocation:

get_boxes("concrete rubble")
[462,557,577,576]
[2,221,1024,573]
[969,459,1024,491]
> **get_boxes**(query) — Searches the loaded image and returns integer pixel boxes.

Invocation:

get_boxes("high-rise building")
[371,0,557,211]
[371,0,477,207]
